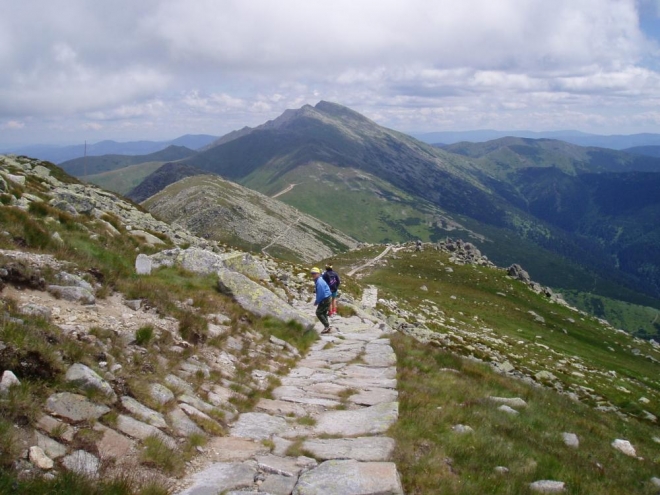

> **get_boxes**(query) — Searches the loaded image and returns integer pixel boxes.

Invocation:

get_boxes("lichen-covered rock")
[223,253,270,281]
[217,268,314,328]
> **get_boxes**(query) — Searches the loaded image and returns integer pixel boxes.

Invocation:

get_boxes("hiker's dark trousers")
[316,296,331,328]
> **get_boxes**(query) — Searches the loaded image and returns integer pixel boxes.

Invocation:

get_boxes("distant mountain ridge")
[2,134,218,164]
[416,129,660,149]
[58,145,197,177]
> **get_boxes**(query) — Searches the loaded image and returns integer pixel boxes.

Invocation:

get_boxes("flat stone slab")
[45,392,110,422]
[362,346,397,367]
[168,406,206,437]
[176,462,257,495]
[35,415,74,442]
[230,412,288,440]
[261,473,298,495]
[334,377,397,390]
[349,388,398,406]
[314,402,398,437]
[255,454,302,477]
[302,437,396,461]
[293,459,403,495]
[93,424,135,459]
[281,396,341,408]
[341,365,396,380]
[256,398,314,417]
[121,396,167,428]
[116,414,176,449]
[205,437,268,462]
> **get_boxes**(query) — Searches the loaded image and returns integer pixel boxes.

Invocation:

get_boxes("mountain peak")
[314,101,372,124]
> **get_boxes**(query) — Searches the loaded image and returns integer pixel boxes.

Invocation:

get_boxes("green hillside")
[329,245,660,493]
[445,137,660,177]
[85,161,165,195]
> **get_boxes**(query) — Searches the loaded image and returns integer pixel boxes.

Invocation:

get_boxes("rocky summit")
[0,153,659,495]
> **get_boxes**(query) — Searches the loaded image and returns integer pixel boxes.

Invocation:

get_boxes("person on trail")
[310,267,332,334]
[322,264,341,317]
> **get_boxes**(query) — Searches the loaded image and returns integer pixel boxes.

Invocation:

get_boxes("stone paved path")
[175,311,403,495]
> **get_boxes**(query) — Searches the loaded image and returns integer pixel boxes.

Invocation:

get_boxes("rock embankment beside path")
[175,308,404,495]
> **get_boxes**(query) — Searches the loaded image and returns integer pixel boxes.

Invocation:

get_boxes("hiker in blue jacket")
[310,266,332,334]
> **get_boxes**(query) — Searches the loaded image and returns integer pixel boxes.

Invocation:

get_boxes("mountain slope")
[185,101,508,226]
[132,102,660,314]
[128,161,207,203]
[143,174,358,261]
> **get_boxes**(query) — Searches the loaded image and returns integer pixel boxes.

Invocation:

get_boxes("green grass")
[0,471,168,495]
[140,435,183,475]
[391,332,660,494]
[257,316,318,354]
[354,249,660,418]
[134,325,154,346]
[562,290,660,340]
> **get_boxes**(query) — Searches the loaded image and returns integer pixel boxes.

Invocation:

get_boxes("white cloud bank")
[1,0,659,144]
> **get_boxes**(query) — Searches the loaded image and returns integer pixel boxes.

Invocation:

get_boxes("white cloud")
[1,121,25,130]
[0,0,659,143]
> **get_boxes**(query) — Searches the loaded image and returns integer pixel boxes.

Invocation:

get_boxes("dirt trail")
[271,183,297,199]
[347,245,394,277]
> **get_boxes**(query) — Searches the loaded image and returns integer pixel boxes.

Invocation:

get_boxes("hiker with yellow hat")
[310,266,332,334]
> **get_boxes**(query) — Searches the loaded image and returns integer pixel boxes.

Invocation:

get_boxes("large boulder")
[149,247,226,275]
[217,268,314,328]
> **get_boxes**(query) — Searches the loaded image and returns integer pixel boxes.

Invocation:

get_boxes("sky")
[2,0,660,146]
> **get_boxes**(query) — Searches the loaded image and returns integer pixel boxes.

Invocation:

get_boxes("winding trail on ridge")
[347,245,394,277]
[271,183,298,199]
[261,214,303,256]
